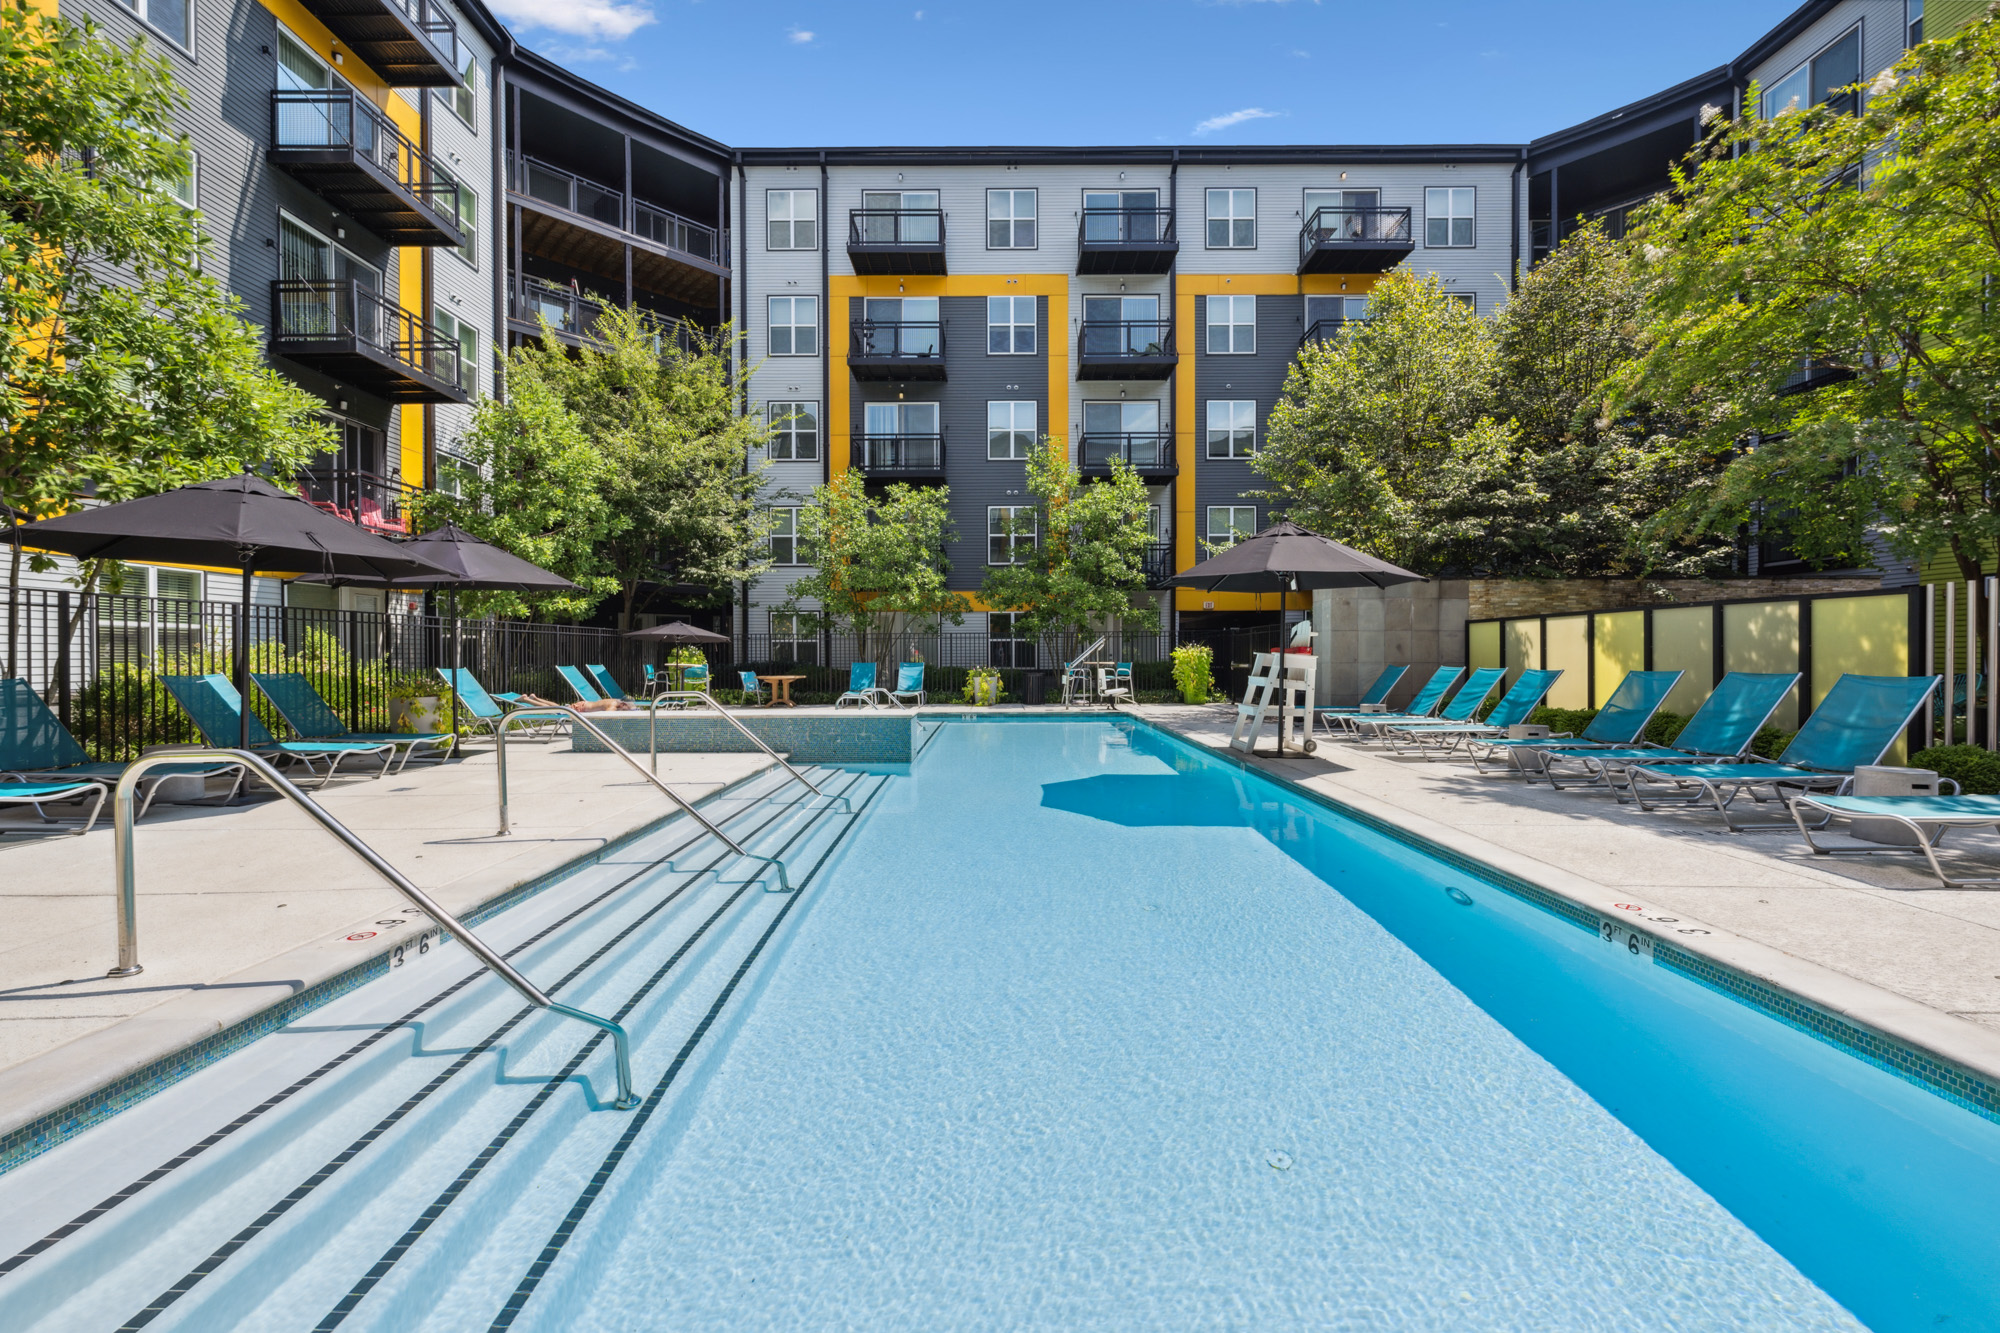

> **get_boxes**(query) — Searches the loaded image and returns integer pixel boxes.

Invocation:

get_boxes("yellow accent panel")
[1171,590,1311,613]
[1543,615,1590,709]
[1592,611,1646,708]
[1811,596,1910,704]
[1651,606,1714,718]
[1722,600,1800,729]
[1502,619,1540,688]
[255,0,395,103]
[1467,621,1501,672]
[826,274,1068,484]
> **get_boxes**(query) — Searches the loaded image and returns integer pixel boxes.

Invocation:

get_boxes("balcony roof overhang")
[1075,240,1178,275]
[1075,354,1176,382]
[845,242,947,276]
[271,336,470,404]
[302,0,461,86]
[1298,239,1414,275]
[268,148,466,248]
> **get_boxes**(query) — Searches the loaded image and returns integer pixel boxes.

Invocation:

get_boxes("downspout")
[1509,151,1522,292]
[1168,149,1179,641]
[820,151,832,670]
[420,91,436,492]
[737,153,750,662]
[489,50,509,396]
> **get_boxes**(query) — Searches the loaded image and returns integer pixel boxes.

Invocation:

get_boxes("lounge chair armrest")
[1941,777,1962,795]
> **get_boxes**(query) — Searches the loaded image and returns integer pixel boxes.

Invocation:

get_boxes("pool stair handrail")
[1061,637,1106,708]
[495,704,796,891]
[645,691,846,809]
[107,747,642,1111]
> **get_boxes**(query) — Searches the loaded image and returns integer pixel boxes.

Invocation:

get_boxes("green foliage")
[1618,18,2000,582]
[961,666,1005,706]
[1642,710,1690,746]
[779,469,968,658]
[1171,643,1217,705]
[978,444,1160,643]
[1527,705,1597,736]
[1750,724,1795,759]
[1912,744,2000,794]
[1,5,332,672]
[418,309,771,623]
[1257,241,1721,579]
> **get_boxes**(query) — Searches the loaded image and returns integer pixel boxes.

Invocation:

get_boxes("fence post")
[1797,596,1813,726]
[55,590,73,732]
[347,608,361,732]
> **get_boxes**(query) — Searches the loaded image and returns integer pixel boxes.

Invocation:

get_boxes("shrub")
[1911,744,2000,795]
[1750,724,1795,759]
[1642,710,1689,746]
[1528,706,1597,736]
[962,667,1006,705]
[1171,644,1215,705]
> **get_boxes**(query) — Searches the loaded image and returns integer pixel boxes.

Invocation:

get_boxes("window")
[864,401,938,436]
[434,164,478,245]
[1147,504,1164,543]
[767,189,818,250]
[1447,292,1476,313]
[768,296,818,355]
[1206,401,1256,459]
[767,508,802,564]
[1763,28,1861,117]
[1207,505,1257,548]
[1908,0,1923,46]
[276,30,329,92]
[859,190,940,244]
[989,612,1036,668]
[432,307,478,389]
[769,611,819,664]
[859,297,938,356]
[121,0,189,48]
[1082,295,1162,355]
[162,149,196,209]
[989,506,1037,565]
[1206,187,1256,248]
[862,402,940,471]
[987,189,1036,248]
[1425,187,1475,247]
[1304,294,1369,332]
[988,295,1036,355]
[1083,401,1162,468]
[438,48,479,127]
[1303,188,1384,239]
[766,401,819,460]
[1205,295,1255,355]
[437,450,479,498]
[988,401,1037,460]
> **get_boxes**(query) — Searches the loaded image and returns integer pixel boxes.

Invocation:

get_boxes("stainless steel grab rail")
[108,749,640,1111]
[645,691,838,803]
[494,705,793,893]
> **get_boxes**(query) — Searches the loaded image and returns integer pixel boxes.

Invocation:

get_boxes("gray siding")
[1191,293,1297,540]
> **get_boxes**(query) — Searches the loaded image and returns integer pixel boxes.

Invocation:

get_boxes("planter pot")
[969,676,1002,707]
[390,694,446,735]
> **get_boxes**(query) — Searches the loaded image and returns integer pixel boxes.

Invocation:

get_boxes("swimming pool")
[1,717,1996,1331]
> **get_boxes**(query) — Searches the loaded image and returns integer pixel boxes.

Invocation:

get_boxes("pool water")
[3,719,1998,1331]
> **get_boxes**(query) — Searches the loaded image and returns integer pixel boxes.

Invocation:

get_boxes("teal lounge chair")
[1315,666,1408,727]
[2,678,244,817]
[1382,668,1563,756]
[555,665,605,704]
[1352,668,1504,741]
[1788,790,2000,887]
[1628,673,1941,830]
[1539,671,1801,798]
[1100,662,1134,708]
[0,778,109,837]
[889,662,926,708]
[1325,666,1461,737]
[434,668,526,734]
[835,662,885,709]
[1465,670,1684,778]
[253,673,455,774]
[585,664,628,701]
[161,675,394,786]
[739,670,771,706]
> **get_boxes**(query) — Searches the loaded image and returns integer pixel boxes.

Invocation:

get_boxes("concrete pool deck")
[1136,703,2000,1094]
[0,738,777,1144]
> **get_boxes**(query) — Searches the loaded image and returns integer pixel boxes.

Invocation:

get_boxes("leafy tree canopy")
[778,469,968,657]
[978,444,1159,644]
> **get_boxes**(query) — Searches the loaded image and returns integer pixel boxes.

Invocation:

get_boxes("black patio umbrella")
[4,473,451,750]
[1170,520,1425,756]
[622,620,729,642]
[295,523,577,735]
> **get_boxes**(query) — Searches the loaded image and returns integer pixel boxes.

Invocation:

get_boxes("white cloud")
[541,40,635,70]
[1290,48,1310,58]
[1192,107,1282,136]
[787,25,815,42]
[489,0,653,39]
[914,8,924,17]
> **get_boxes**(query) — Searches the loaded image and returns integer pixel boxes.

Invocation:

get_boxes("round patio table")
[760,674,807,707]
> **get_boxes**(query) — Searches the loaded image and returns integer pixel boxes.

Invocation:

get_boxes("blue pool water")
[3,718,1998,1330]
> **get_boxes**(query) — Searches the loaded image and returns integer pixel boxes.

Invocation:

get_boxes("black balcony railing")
[1298,206,1414,274]
[849,321,947,380]
[1140,541,1175,588]
[299,0,460,86]
[510,275,714,356]
[269,90,462,246]
[847,210,947,274]
[271,279,469,403]
[296,466,425,534]
[1077,321,1176,380]
[509,154,724,267]
[857,434,946,477]
[1076,209,1178,274]
[1302,318,1366,349]
[1080,433,1176,477]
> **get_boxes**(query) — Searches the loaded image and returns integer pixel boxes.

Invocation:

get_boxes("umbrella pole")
[238,562,253,751]
[450,587,459,743]
[1274,592,1287,758]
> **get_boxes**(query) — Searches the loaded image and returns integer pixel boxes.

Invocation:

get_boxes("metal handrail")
[1298,205,1413,262]
[493,705,792,893]
[848,209,945,246]
[849,320,944,359]
[1079,432,1173,470]
[108,749,640,1110]
[1078,320,1174,358]
[1078,208,1175,245]
[269,90,461,234]
[857,434,945,472]
[645,692,838,807]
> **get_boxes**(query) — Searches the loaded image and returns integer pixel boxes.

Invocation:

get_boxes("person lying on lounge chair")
[513,693,634,714]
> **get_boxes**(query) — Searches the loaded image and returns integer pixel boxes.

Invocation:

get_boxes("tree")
[1617,17,2000,581]
[2,4,331,673]
[778,469,968,661]
[419,308,772,623]
[978,443,1159,646]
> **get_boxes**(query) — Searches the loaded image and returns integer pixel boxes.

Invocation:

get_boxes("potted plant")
[387,673,447,734]
[962,667,1006,707]
[1171,644,1217,705]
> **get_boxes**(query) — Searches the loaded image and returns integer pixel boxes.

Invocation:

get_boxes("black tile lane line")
[0,767,816,1285]
[488,772,893,1332]
[311,770,879,1331]
[110,771,866,1332]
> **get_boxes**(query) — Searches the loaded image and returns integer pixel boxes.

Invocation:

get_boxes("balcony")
[270,280,470,404]
[1076,321,1176,381]
[268,92,464,247]
[847,210,946,275]
[848,321,946,381]
[1079,433,1177,480]
[509,276,711,354]
[855,435,946,481]
[1141,541,1175,589]
[296,466,424,534]
[1297,206,1413,275]
[1076,209,1177,275]
[508,154,726,308]
[298,0,460,87]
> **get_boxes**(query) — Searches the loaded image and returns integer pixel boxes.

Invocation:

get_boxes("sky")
[485,0,1805,148]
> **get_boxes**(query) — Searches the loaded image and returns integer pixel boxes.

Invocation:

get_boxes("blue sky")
[488,0,1803,147]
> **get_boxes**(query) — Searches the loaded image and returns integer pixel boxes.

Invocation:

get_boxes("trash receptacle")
[1023,671,1050,705]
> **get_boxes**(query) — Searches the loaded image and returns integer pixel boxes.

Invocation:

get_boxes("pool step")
[0,766,883,1333]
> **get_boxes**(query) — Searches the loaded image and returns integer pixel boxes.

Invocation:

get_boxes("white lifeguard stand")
[1228,621,1317,755]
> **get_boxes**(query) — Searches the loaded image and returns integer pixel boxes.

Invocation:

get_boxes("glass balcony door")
[860,190,940,244]
[1304,189,1381,240]
[1083,190,1160,243]
[861,297,939,356]
[1082,295,1161,356]
[1083,400,1161,467]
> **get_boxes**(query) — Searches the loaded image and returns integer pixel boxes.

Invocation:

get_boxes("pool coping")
[0,758,782,1179]
[1124,711,2000,1126]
